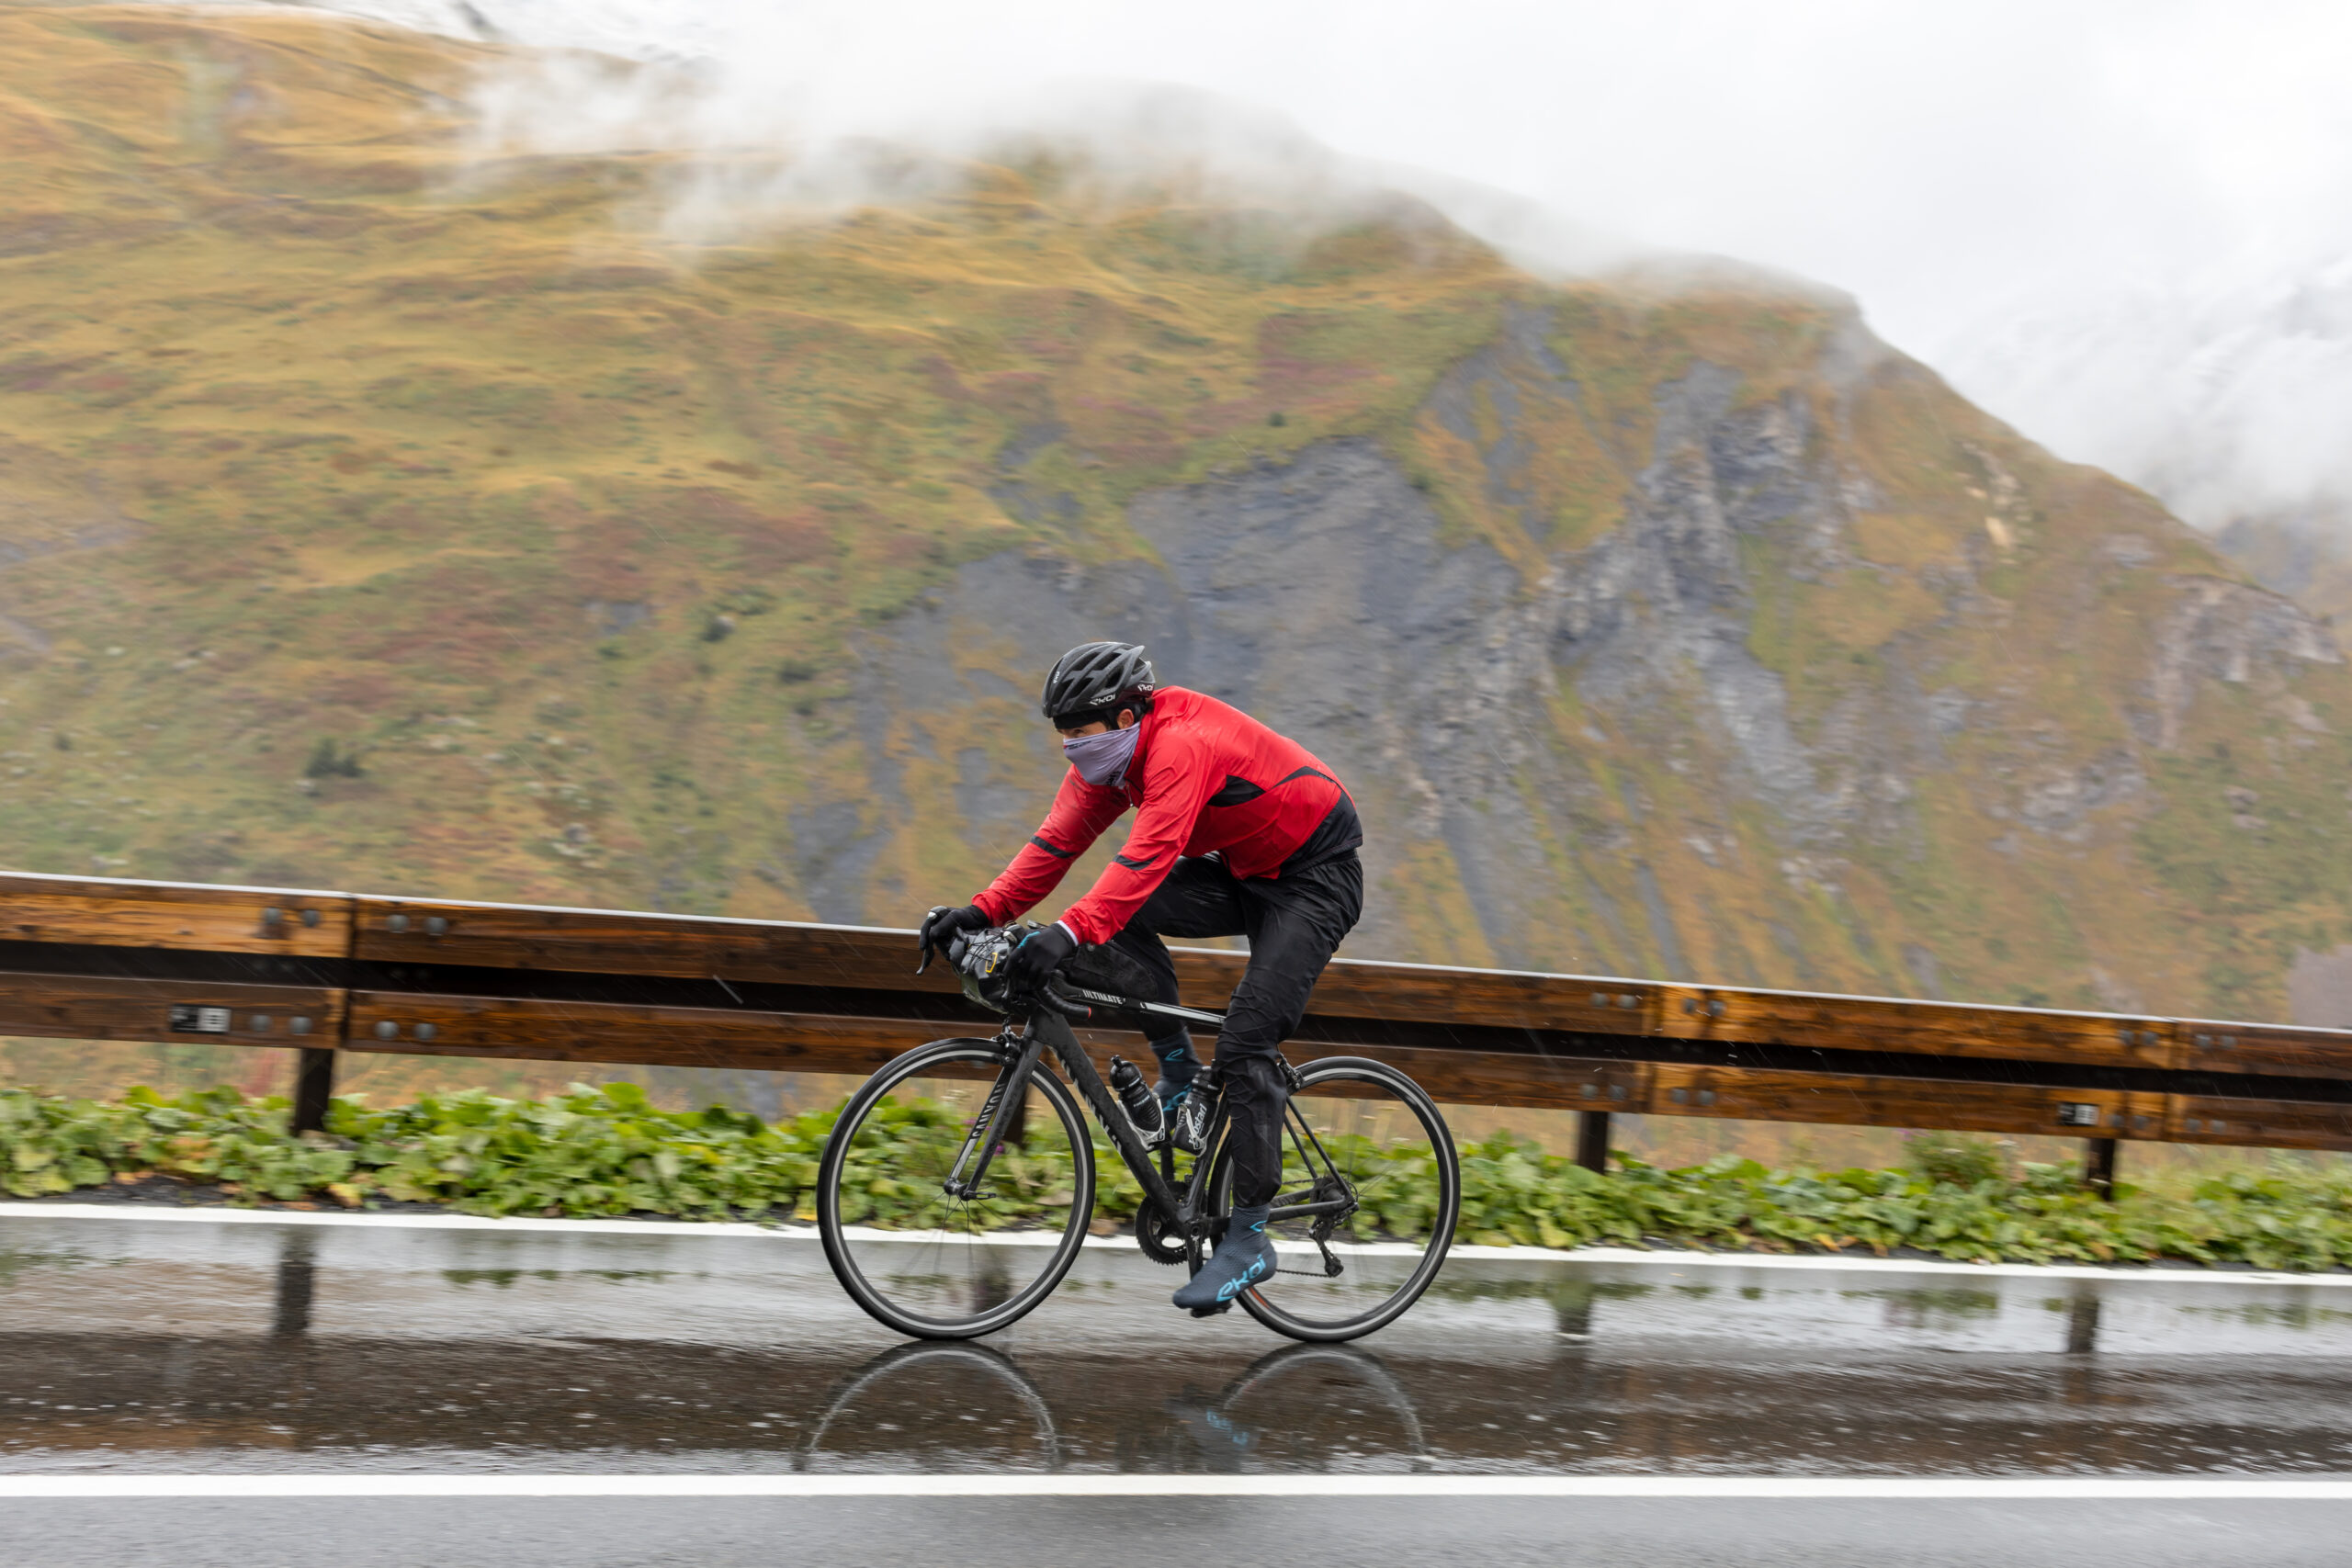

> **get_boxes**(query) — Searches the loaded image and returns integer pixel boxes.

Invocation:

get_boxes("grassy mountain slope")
[4,3,2351,1025]
[2214,512,2352,629]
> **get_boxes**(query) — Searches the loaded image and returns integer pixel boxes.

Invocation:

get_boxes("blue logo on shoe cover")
[1216,1255,1268,1303]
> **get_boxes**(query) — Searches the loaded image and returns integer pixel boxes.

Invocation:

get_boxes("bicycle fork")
[939,1029,1041,1201]
[943,1013,1201,1235]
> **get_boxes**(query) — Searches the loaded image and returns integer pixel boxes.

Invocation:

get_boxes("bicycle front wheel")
[817,1036,1097,1339]
[1223,1055,1460,1343]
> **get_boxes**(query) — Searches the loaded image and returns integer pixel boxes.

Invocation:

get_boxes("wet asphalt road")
[3,1208,2351,1564]
[17,1496,2352,1568]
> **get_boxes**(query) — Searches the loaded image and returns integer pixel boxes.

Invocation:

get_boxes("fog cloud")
[266,0,2352,536]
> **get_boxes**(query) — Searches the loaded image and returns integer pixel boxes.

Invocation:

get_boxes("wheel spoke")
[1233,1059,1460,1342]
[819,1043,1095,1338]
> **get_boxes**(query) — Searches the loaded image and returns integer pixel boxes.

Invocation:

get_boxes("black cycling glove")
[1005,922,1077,994]
[917,904,989,970]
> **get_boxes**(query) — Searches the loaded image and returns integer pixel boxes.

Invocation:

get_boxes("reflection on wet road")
[3,1210,2352,1478]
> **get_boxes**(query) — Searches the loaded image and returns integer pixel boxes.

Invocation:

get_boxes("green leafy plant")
[9,1086,2352,1272]
[1904,1130,2007,1188]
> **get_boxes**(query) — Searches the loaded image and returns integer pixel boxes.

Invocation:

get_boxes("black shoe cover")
[1173,1205,1274,1313]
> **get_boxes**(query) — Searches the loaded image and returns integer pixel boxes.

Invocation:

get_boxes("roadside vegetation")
[5,1086,2352,1272]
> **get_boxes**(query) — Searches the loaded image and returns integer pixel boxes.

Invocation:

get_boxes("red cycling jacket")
[972,686,1352,946]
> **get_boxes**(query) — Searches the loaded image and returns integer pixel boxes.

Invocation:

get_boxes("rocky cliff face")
[4,6,2351,1021]
[855,301,2352,1018]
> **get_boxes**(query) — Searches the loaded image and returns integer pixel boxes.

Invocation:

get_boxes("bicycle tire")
[1215,1342,1432,1471]
[1214,1055,1459,1343]
[799,1341,1062,1472]
[817,1036,1097,1340]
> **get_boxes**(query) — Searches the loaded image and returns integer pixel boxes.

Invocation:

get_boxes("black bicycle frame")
[944,998,1350,1235]
[973,1010,1204,1232]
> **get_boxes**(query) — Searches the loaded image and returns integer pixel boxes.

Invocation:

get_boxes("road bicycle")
[814,922,1461,1342]
[795,1337,1430,1472]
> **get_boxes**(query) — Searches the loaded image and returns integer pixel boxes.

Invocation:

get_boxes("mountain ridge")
[3,3,2352,1028]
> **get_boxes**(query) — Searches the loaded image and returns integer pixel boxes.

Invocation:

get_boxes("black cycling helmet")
[1041,640,1156,728]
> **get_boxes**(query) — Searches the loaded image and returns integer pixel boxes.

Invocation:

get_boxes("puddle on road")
[1422,1264,2335,1356]
[2,1214,2350,1476]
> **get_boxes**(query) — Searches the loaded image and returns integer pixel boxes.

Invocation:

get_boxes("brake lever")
[915,906,953,976]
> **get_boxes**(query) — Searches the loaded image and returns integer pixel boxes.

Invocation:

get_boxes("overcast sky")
[305,0,2352,531]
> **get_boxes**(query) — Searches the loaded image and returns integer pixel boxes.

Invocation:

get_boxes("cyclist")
[919,641,1363,1314]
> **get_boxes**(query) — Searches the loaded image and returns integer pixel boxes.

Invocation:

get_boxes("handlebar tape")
[1040,981,1092,1021]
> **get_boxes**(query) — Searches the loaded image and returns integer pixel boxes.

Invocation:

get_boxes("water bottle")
[1108,1055,1164,1142]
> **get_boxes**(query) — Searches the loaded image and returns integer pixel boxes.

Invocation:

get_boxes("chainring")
[1135,1201,1191,1267]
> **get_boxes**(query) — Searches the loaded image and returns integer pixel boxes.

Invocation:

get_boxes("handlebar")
[922,921,1091,1021]
[920,919,1222,1030]
[1037,979,1092,1021]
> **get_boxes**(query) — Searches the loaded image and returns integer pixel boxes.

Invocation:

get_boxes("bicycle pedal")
[1188,1299,1236,1318]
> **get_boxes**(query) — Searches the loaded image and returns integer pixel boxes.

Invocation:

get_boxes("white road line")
[0,1202,806,1239]
[4,1201,2349,1288]
[0,1473,2349,1501]
[1509,1247,2352,1287]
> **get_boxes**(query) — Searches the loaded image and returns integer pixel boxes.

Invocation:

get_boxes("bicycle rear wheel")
[817,1036,1097,1339]
[1220,1055,1459,1343]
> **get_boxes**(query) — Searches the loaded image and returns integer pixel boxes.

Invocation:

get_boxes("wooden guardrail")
[1,870,2349,1163]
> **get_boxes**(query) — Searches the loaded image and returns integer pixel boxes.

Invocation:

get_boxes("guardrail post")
[1576,1110,1611,1173]
[288,890,358,1136]
[291,1048,335,1134]
[1552,1279,1596,1340]
[272,1229,316,1336]
[2064,1292,2100,1354]
[2083,1136,2119,1200]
